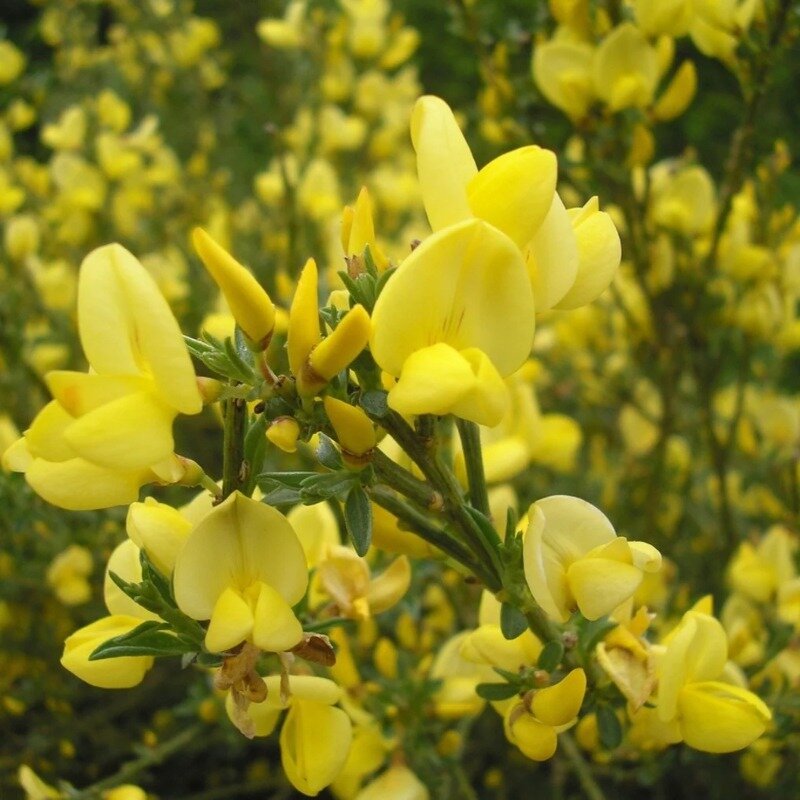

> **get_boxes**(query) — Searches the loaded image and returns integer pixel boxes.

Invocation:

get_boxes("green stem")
[369,485,493,585]
[455,419,490,516]
[372,449,443,511]
[222,397,247,499]
[70,724,205,799]
[559,732,607,800]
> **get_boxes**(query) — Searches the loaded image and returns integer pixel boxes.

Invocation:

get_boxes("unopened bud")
[266,416,300,453]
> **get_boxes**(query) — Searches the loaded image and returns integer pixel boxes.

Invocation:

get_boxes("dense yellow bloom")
[532,39,594,122]
[46,545,93,606]
[3,244,202,509]
[657,610,771,752]
[173,492,308,654]
[592,24,659,112]
[727,525,796,603]
[523,495,662,622]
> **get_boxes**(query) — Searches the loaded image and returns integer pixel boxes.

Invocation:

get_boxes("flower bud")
[267,416,301,453]
[192,227,276,348]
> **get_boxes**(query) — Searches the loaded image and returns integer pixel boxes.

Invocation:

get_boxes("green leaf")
[577,616,618,655]
[596,704,623,750]
[260,483,303,506]
[537,640,565,672]
[464,506,502,550]
[359,390,389,418]
[500,603,528,640]
[89,621,192,660]
[374,266,395,299]
[344,485,372,556]
[362,245,378,277]
[300,471,358,502]
[258,471,319,487]
[476,682,519,701]
[243,414,268,496]
[316,433,344,471]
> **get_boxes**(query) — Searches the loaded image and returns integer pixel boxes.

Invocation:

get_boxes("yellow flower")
[504,669,587,761]
[532,39,594,122]
[46,545,93,606]
[356,765,430,800]
[225,674,352,796]
[0,40,26,84]
[341,186,388,271]
[4,245,202,510]
[173,492,308,654]
[324,396,377,465]
[523,495,662,622]
[370,218,534,426]
[592,24,659,111]
[657,610,771,752]
[727,525,796,603]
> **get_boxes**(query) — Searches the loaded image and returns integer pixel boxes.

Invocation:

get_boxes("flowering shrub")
[2,1,800,798]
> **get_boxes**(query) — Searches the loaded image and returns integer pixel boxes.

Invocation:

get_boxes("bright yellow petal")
[505,708,558,761]
[306,304,371,386]
[63,391,174,470]
[657,613,697,721]
[192,227,276,346]
[535,495,617,557]
[252,582,303,652]
[205,586,254,653]
[532,40,594,121]
[288,258,320,376]
[356,765,430,800]
[78,244,201,414]
[371,218,534,378]
[224,690,281,737]
[410,95,476,231]
[173,492,308,620]
[678,681,770,753]
[324,396,376,456]
[567,557,643,620]
[61,615,154,688]
[103,539,159,620]
[23,400,74,462]
[524,192,579,311]
[468,146,558,249]
[26,457,145,510]
[532,668,587,727]
[46,371,148,417]
[523,504,570,623]
[553,198,621,310]
[281,699,353,796]
[126,497,192,576]
[287,502,341,568]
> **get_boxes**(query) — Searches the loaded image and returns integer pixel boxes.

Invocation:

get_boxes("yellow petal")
[288,258,320,376]
[303,305,371,393]
[287,502,341,568]
[26,457,145,510]
[554,198,621,310]
[523,504,570,623]
[532,668,587,727]
[356,765,430,800]
[532,40,594,121]
[61,615,154,688]
[46,371,148,417]
[63,391,174,470]
[252,582,303,652]
[126,497,192,576]
[367,556,411,614]
[524,192,579,311]
[592,23,659,111]
[410,95,476,231]
[324,396,376,457]
[2,436,33,472]
[567,557,643,620]
[371,218,534,378]
[653,60,697,121]
[505,708,558,761]
[387,343,509,427]
[281,699,353,796]
[468,146,558,249]
[192,227,276,346]
[173,492,308,620]
[678,681,771,753]
[225,690,281,737]
[22,400,74,462]
[78,244,201,414]
[205,586,254,653]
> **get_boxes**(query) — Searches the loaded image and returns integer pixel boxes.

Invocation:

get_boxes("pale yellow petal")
[371,218,534,378]
[524,192,579,311]
[205,587,254,653]
[410,95,476,230]
[61,615,154,688]
[523,504,570,623]
[251,582,303,652]
[567,557,643,620]
[173,492,308,619]
[506,709,558,761]
[126,497,192,576]
[468,146,558,249]
[532,668,587,727]
[63,391,175,470]
[78,244,201,414]
[367,556,411,614]
[281,699,353,796]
